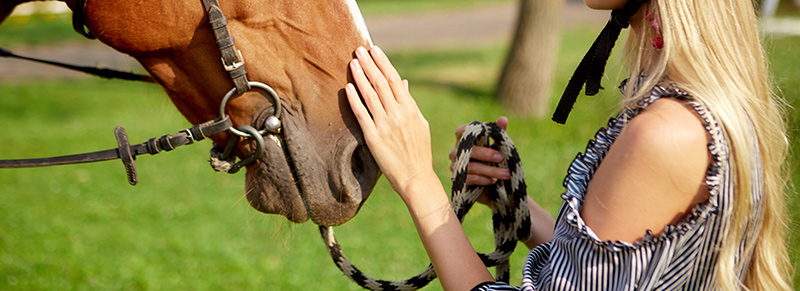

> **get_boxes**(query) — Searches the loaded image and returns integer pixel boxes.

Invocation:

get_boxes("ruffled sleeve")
[471,281,520,291]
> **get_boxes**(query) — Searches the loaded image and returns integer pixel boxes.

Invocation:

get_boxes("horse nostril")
[351,145,367,182]
[330,139,379,204]
[351,144,379,190]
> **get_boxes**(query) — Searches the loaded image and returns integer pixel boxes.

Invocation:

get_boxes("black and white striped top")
[474,83,761,290]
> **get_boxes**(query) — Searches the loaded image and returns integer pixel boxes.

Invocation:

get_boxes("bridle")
[0,0,283,184]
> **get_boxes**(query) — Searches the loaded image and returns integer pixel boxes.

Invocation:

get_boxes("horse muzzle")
[242,111,380,226]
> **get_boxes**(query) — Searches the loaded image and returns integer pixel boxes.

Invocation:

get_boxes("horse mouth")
[242,115,380,226]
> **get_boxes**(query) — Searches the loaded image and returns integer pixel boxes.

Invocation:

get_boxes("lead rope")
[320,121,531,290]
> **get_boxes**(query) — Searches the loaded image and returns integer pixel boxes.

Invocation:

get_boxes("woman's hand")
[448,117,512,191]
[449,117,556,248]
[346,46,497,289]
[345,46,434,196]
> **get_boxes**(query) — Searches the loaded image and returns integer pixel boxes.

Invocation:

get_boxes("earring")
[645,11,664,49]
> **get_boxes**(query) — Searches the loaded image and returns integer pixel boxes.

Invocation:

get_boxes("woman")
[344,0,793,290]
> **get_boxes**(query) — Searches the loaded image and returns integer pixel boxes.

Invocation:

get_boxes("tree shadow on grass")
[408,78,496,101]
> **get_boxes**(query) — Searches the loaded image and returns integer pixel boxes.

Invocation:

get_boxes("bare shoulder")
[611,98,711,195]
[581,98,711,243]
[623,98,709,152]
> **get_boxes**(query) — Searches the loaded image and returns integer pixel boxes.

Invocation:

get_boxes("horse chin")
[243,117,380,226]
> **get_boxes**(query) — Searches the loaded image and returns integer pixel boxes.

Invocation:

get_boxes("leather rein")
[0,0,282,185]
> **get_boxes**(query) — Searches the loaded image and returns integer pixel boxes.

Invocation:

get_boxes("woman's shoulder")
[580,96,712,242]
[618,97,711,199]
[624,97,710,151]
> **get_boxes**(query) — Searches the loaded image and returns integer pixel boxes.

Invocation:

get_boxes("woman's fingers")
[448,145,510,186]
[349,59,388,125]
[466,174,496,187]
[345,82,375,134]
[462,161,510,180]
[448,116,512,186]
[495,116,508,131]
[354,47,397,112]
[367,46,411,104]
[454,124,467,140]
[448,145,504,165]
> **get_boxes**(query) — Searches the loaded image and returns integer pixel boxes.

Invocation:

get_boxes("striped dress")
[474,83,762,290]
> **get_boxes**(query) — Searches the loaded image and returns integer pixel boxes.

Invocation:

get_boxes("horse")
[0,0,381,227]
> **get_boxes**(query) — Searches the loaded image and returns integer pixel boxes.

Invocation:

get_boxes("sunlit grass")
[0,13,80,46]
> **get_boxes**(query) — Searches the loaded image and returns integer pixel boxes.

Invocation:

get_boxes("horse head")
[36,0,381,226]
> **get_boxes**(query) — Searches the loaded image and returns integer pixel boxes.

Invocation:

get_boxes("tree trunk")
[496,0,564,118]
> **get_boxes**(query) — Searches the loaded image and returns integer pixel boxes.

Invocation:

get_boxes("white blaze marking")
[343,0,374,47]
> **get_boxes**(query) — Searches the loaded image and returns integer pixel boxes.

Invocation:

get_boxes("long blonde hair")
[623,0,793,290]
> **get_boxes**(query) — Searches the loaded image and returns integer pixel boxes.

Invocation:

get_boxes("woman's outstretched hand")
[345,46,496,290]
[345,46,433,196]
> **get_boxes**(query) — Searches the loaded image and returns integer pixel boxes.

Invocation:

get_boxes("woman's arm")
[522,201,555,249]
[345,46,494,290]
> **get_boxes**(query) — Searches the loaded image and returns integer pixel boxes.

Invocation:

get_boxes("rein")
[0,0,282,184]
[0,118,232,185]
[0,47,155,82]
[321,121,532,290]
[0,0,153,83]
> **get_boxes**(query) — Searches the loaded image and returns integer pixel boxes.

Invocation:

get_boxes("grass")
[768,33,800,288]
[1,7,799,291]
[0,13,82,46]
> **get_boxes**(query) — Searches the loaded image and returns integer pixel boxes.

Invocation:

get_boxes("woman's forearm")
[521,199,555,250]
[399,171,495,290]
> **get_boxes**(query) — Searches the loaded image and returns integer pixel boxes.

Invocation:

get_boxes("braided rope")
[321,121,531,290]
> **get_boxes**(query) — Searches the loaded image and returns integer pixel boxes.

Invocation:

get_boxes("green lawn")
[1,6,798,291]
[764,34,800,288]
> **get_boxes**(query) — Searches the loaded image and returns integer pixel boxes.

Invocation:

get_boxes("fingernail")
[350,59,360,70]
[346,83,355,93]
[500,170,510,180]
[356,46,368,57]
[491,178,498,184]
[493,153,503,162]
[372,46,383,57]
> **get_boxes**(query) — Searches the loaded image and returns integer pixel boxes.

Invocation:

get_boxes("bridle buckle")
[179,128,195,145]
[222,50,245,72]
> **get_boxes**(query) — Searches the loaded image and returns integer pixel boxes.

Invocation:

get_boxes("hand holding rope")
[321,121,531,290]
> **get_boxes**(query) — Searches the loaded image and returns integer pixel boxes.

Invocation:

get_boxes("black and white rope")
[321,121,531,290]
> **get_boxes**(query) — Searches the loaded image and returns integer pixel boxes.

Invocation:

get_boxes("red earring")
[645,11,664,49]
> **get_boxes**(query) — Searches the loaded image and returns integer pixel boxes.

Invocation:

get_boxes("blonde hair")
[623,0,793,290]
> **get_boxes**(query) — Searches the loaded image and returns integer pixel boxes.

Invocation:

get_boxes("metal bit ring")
[219,81,282,137]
